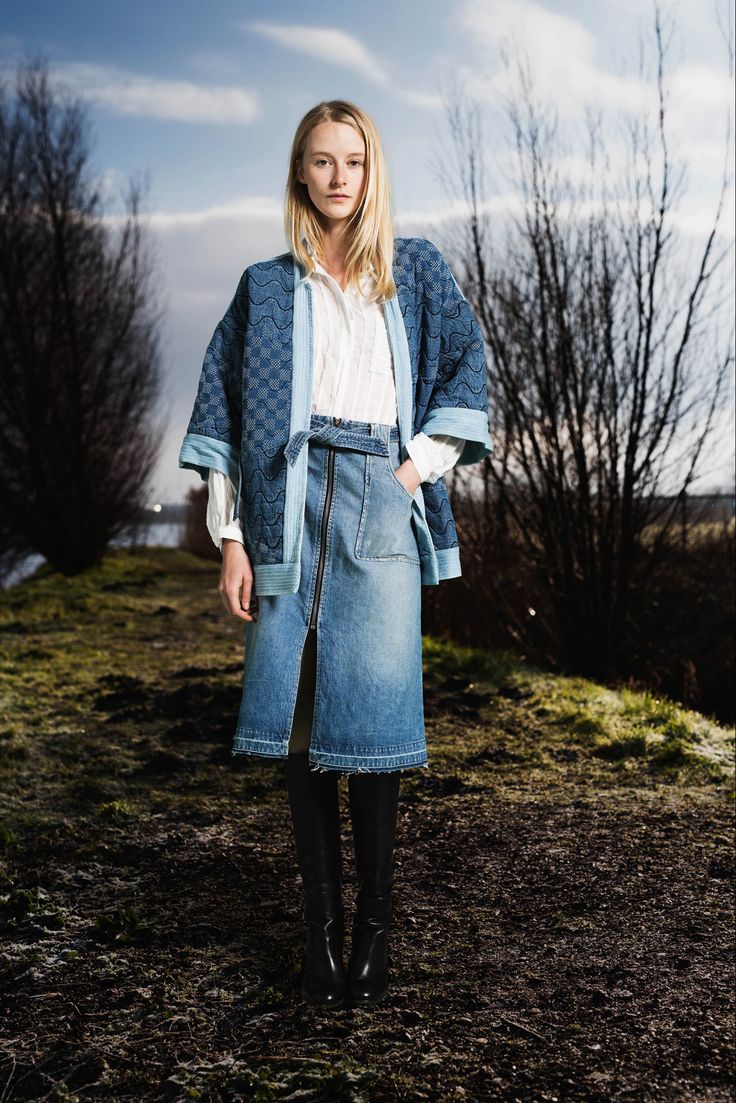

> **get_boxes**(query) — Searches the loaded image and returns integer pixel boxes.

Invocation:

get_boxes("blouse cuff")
[405,433,466,484]
[207,469,244,550]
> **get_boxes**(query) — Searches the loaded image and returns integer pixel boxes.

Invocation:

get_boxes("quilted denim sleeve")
[178,270,247,484]
[417,241,493,467]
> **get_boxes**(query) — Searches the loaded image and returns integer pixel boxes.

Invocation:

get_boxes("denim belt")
[284,416,400,468]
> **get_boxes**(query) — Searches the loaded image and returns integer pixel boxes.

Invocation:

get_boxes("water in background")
[2,516,186,591]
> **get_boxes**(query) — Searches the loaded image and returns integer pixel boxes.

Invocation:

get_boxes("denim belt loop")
[371,422,398,446]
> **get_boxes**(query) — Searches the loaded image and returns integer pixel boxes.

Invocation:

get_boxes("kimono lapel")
[287,252,440,586]
[282,258,314,578]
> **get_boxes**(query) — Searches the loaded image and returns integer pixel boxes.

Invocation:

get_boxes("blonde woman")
[179,100,492,1009]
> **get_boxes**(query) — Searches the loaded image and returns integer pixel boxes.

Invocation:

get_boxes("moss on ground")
[1,548,733,1101]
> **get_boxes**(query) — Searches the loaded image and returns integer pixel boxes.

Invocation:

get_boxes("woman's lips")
[328,196,349,200]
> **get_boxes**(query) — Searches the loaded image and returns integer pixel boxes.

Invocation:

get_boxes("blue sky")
[2,0,733,500]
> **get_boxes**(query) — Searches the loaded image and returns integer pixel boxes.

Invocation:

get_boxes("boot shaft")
[285,753,343,896]
[348,771,401,912]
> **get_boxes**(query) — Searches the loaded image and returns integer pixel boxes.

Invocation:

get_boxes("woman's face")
[297,120,366,229]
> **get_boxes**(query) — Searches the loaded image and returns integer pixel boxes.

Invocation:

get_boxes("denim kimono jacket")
[178,236,493,596]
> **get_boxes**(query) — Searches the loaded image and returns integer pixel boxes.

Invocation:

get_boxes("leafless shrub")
[0,54,166,577]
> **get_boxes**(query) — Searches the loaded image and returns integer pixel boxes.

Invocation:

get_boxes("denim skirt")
[232,412,427,774]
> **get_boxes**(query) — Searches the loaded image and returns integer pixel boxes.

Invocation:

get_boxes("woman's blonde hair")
[284,100,396,304]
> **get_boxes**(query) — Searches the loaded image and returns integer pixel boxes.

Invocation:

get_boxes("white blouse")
[207,243,466,550]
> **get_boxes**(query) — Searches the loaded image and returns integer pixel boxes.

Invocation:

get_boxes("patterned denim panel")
[400,243,444,420]
[411,237,489,425]
[240,254,295,565]
[185,271,247,449]
[184,237,489,568]
[394,238,485,553]
[420,478,460,552]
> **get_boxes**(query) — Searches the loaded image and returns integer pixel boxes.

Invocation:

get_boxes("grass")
[420,633,734,791]
[0,547,734,1102]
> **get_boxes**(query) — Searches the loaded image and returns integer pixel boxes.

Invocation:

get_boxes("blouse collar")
[301,236,377,297]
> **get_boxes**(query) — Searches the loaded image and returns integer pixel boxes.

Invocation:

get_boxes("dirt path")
[1,549,733,1101]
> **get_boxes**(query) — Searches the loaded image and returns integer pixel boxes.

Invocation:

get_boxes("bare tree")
[430,5,734,679]
[0,54,165,578]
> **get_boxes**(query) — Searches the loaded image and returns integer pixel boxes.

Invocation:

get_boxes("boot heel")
[301,910,346,1007]
[347,916,390,1004]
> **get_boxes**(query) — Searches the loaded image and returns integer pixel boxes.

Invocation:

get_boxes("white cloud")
[443,0,733,241]
[455,0,654,114]
[667,62,734,176]
[49,61,261,124]
[243,20,442,109]
[140,194,282,232]
[245,21,390,84]
[454,0,733,129]
[403,87,445,110]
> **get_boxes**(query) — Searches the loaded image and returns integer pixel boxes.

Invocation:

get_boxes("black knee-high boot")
[346,770,401,1005]
[285,752,346,1007]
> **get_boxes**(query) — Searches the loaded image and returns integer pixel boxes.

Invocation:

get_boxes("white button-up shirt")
[207,242,466,550]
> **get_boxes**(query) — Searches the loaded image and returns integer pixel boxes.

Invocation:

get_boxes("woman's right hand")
[218,540,259,622]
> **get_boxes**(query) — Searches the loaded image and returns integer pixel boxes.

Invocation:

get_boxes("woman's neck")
[319,226,351,282]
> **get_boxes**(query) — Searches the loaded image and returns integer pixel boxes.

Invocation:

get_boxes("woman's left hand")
[394,458,421,496]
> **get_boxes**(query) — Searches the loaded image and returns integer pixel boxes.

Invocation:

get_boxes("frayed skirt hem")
[231,734,429,774]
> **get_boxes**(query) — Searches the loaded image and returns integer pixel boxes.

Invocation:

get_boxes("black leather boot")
[346,770,401,1006]
[285,753,346,1008]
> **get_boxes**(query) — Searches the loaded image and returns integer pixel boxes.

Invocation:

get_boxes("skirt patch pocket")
[355,446,420,563]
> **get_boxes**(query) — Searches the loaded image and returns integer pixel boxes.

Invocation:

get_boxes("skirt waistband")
[284,414,400,467]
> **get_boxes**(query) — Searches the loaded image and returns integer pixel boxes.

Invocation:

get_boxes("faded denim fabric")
[232,413,427,773]
[178,238,494,596]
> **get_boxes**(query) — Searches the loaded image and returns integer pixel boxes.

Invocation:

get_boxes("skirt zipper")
[309,416,341,630]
